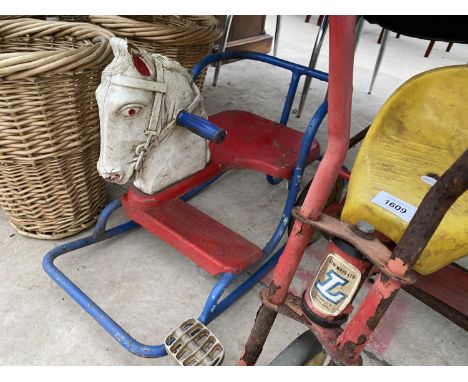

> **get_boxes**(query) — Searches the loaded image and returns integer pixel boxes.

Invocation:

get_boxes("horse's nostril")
[105,173,123,183]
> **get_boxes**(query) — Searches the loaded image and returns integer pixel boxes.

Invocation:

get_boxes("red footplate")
[126,199,263,275]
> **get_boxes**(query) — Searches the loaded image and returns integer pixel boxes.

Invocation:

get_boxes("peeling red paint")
[386,257,408,278]
[375,275,401,299]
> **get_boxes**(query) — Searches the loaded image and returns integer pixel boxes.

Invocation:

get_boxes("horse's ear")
[126,41,151,77]
[132,53,152,77]
[110,37,130,59]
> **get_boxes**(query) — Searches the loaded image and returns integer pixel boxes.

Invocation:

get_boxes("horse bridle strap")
[132,59,167,171]
[111,75,167,93]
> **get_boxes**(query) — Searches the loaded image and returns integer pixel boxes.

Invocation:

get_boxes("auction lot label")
[371,191,417,223]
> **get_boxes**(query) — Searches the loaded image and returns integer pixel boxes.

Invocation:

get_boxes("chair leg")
[446,42,454,52]
[424,40,435,58]
[213,15,233,86]
[396,33,401,39]
[305,15,311,23]
[368,29,389,94]
[273,15,282,57]
[377,28,384,44]
[296,16,329,118]
[317,15,324,26]
[353,16,364,53]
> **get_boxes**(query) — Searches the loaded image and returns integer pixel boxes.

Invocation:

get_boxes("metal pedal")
[164,318,224,366]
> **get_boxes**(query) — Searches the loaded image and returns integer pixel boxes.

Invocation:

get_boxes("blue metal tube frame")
[43,52,329,359]
[192,51,328,85]
[280,71,301,125]
[192,51,328,128]
[200,245,285,324]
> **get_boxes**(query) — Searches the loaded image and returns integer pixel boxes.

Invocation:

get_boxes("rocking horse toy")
[42,34,331,364]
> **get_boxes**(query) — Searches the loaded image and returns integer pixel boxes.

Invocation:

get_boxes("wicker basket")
[0,18,114,239]
[90,15,223,88]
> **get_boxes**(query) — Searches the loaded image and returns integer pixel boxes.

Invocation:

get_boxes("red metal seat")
[122,110,320,275]
[209,110,320,179]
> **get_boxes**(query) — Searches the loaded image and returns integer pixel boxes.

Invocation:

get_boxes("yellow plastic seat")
[342,65,468,275]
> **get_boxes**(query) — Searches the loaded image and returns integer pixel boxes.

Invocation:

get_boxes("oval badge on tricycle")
[310,253,361,316]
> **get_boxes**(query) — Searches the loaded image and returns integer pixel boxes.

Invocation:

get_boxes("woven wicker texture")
[57,16,92,23]
[90,15,223,88]
[0,16,32,20]
[0,18,113,239]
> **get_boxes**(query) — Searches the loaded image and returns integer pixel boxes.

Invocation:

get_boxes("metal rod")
[348,124,370,148]
[205,245,285,324]
[192,51,328,84]
[296,16,329,118]
[425,40,436,58]
[239,305,278,365]
[368,28,388,94]
[392,149,468,269]
[377,28,384,44]
[44,247,167,358]
[269,16,355,305]
[212,15,233,86]
[273,15,282,57]
[280,71,301,125]
[353,16,364,53]
[198,272,238,324]
[92,198,127,239]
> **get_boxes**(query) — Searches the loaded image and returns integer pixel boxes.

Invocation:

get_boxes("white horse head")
[96,37,210,195]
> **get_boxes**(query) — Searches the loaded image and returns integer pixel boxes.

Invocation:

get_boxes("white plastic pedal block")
[164,318,224,366]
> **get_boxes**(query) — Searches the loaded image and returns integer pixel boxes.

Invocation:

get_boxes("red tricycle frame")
[240,16,468,366]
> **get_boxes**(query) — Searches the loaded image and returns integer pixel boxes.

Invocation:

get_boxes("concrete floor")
[0,16,467,366]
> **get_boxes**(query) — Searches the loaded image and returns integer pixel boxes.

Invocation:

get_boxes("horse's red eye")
[120,105,142,118]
